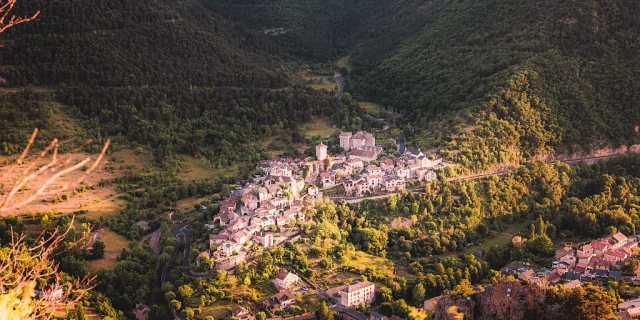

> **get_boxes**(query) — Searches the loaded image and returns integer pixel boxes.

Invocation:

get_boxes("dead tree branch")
[0,0,40,34]
[0,128,111,214]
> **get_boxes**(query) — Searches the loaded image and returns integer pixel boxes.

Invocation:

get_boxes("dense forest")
[204,0,448,66]
[0,0,288,88]
[353,0,640,169]
[0,0,341,162]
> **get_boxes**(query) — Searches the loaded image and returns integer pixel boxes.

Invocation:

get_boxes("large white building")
[326,281,376,307]
[340,131,375,151]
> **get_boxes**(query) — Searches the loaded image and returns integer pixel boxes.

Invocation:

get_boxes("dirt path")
[0,87,55,93]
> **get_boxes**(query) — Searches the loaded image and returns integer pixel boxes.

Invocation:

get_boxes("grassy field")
[310,79,338,92]
[101,229,132,254]
[461,220,528,255]
[179,155,240,181]
[342,250,395,277]
[88,229,131,271]
[199,301,234,320]
[336,56,351,72]
[175,195,214,212]
[299,117,339,138]
[359,102,381,116]
[88,257,119,271]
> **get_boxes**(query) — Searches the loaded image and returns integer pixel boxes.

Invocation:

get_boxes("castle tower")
[316,142,328,161]
[364,132,375,147]
[339,132,352,151]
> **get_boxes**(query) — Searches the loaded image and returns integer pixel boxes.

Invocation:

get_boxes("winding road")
[334,74,344,100]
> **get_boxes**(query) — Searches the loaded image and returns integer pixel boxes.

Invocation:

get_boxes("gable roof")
[613,232,627,243]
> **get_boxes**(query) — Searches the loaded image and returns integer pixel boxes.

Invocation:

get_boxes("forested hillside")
[0,0,288,87]
[204,0,437,62]
[353,0,640,170]
[0,0,339,162]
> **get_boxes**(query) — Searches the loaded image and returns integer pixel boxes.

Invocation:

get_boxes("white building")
[326,281,376,307]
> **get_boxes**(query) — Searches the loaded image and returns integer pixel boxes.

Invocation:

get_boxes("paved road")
[138,228,161,260]
[334,74,344,100]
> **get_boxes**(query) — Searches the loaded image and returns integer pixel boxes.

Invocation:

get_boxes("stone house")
[349,149,378,162]
[232,306,254,320]
[133,304,151,320]
[346,158,364,171]
[262,290,296,311]
[384,176,405,192]
[252,231,274,248]
[380,159,395,172]
[340,131,375,151]
[367,175,383,189]
[366,165,382,176]
[272,269,300,290]
[395,167,410,179]
[321,172,336,188]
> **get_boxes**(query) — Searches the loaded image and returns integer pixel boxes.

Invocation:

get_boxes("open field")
[359,102,381,115]
[200,301,235,320]
[299,117,338,138]
[179,155,240,181]
[100,228,132,254]
[88,257,119,271]
[460,220,528,255]
[175,195,213,212]
[342,250,395,278]
[336,56,351,72]
[310,79,338,92]
[88,229,131,271]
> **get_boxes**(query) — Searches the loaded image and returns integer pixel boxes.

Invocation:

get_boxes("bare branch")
[0,0,40,36]
[0,129,110,214]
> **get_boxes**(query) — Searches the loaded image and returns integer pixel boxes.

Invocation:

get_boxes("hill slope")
[0,0,338,162]
[0,0,288,88]
[353,0,640,170]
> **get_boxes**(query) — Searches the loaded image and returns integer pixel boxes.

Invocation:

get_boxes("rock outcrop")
[434,281,546,320]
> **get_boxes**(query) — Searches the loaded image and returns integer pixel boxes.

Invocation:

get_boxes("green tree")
[169,300,182,311]
[315,301,334,320]
[412,284,426,306]
[182,307,195,319]
[178,285,194,302]
[91,240,105,258]
[165,291,177,302]
[453,279,474,297]
[391,299,410,318]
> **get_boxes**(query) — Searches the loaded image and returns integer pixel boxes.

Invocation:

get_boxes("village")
[205,130,447,271]
[188,129,640,320]
[192,130,448,320]
[493,232,640,319]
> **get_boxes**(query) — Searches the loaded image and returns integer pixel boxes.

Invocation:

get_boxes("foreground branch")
[0,216,96,319]
[0,0,40,35]
[0,128,111,214]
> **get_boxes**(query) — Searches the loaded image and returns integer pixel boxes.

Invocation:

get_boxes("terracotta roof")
[591,240,609,251]
[350,150,377,158]
[613,232,628,243]
[232,306,250,316]
[275,269,295,281]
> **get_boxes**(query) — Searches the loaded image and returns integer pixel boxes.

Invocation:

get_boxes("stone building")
[340,131,375,151]
[316,142,328,161]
